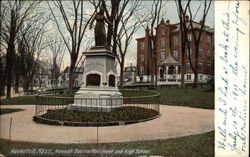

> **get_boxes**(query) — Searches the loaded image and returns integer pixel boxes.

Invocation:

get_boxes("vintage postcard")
[0,0,249,156]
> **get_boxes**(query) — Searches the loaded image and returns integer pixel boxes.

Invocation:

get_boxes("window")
[207,64,212,73]
[160,38,165,48]
[186,49,192,57]
[140,66,144,75]
[198,63,203,71]
[140,55,144,62]
[141,42,144,50]
[207,51,211,60]
[198,49,203,59]
[188,34,192,42]
[173,50,178,59]
[186,63,191,71]
[173,36,178,46]
[186,75,191,80]
[207,36,211,46]
[199,75,203,80]
[160,52,165,61]
[161,29,165,35]
[199,37,202,44]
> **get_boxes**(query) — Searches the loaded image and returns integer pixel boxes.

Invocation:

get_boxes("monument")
[68,4,123,111]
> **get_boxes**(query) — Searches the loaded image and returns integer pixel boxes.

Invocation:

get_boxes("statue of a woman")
[89,5,112,47]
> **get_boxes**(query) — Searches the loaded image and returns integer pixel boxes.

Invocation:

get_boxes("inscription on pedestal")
[86,74,100,86]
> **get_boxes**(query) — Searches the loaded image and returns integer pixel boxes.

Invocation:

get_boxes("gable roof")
[159,53,181,66]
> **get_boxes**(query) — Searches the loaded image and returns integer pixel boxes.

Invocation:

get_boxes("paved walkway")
[0,105,214,144]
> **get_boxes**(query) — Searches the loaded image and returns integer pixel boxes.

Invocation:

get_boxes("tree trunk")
[22,76,29,93]
[5,11,17,98]
[154,58,158,88]
[119,60,124,88]
[112,20,119,54]
[25,80,30,92]
[0,80,4,96]
[5,41,15,98]
[0,57,5,96]
[14,72,19,93]
[181,53,185,88]
[193,45,199,88]
[68,58,77,90]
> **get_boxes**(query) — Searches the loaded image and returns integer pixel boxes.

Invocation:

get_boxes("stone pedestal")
[68,46,123,111]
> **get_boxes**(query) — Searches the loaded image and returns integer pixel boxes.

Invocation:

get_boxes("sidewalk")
[0,105,214,144]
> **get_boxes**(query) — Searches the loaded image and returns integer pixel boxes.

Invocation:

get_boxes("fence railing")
[34,89,160,126]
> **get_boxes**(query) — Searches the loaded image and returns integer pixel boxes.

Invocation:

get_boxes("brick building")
[136,19,214,82]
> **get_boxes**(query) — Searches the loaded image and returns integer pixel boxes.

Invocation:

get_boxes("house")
[33,66,84,89]
[123,65,137,83]
[58,66,84,88]
[136,18,214,83]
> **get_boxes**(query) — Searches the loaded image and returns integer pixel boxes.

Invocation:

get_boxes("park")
[1,0,215,156]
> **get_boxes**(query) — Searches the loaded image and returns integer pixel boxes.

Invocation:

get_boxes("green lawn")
[157,87,214,109]
[0,93,73,105]
[0,108,24,115]
[1,87,214,109]
[0,131,214,157]
[1,96,36,105]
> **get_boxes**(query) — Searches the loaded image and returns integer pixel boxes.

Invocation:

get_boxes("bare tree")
[147,0,163,88]
[0,0,40,98]
[0,48,5,96]
[100,0,130,55]
[46,35,66,89]
[48,0,99,90]
[116,1,148,87]
[17,16,49,92]
[175,0,212,88]
[175,0,191,88]
[188,0,212,88]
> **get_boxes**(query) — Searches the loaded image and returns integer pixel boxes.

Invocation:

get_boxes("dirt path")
[0,105,214,144]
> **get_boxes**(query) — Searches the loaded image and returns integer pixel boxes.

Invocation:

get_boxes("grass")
[0,131,214,156]
[1,96,36,105]
[0,108,24,115]
[157,87,214,109]
[1,87,214,109]
[0,93,73,105]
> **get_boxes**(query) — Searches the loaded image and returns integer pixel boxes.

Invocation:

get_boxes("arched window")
[109,75,115,87]
[86,74,100,86]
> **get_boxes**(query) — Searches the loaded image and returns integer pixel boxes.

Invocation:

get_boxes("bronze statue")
[89,5,112,47]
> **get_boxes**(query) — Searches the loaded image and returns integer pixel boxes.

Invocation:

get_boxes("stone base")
[68,87,123,112]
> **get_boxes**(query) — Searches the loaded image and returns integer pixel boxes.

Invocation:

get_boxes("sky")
[41,0,214,72]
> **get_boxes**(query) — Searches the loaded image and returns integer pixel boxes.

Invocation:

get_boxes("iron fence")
[34,89,160,126]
